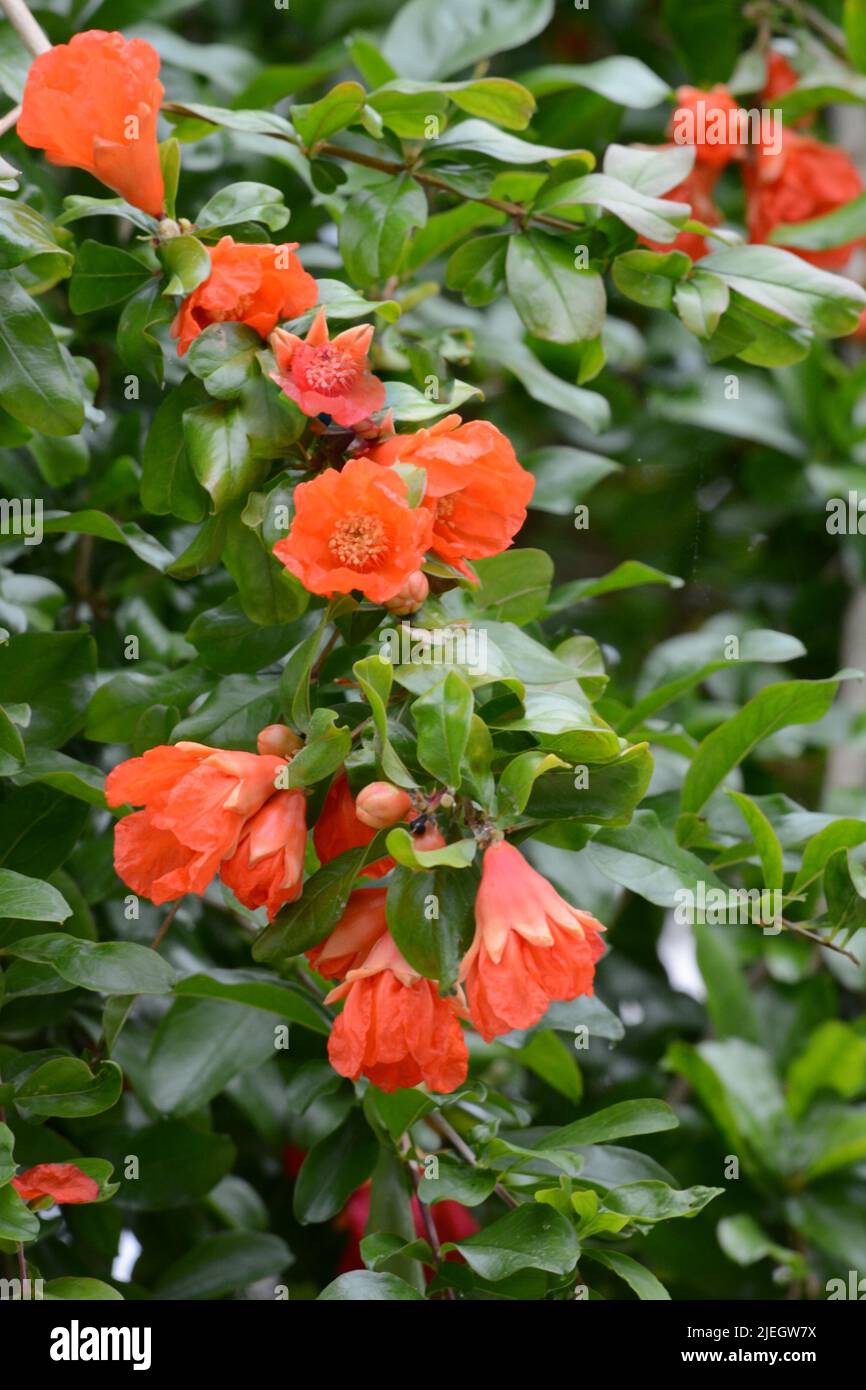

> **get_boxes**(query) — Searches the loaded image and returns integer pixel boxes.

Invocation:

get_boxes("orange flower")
[367,416,534,576]
[220,789,307,921]
[106,742,286,905]
[669,84,745,168]
[762,51,800,104]
[17,30,165,218]
[273,456,433,603]
[172,236,318,356]
[13,1163,99,1206]
[744,128,864,269]
[270,310,386,428]
[461,840,605,1042]
[326,930,468,1093]
[641,160,722,261]
[313,773,395,878]
[307,887,390,979]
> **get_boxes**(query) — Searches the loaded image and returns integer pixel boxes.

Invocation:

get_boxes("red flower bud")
[384,570,429,615]
[257,724,304,758]
[355,782,414,829]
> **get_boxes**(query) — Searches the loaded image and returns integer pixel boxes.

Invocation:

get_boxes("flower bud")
[355,781,413,829]
[384,570,429,616]
[257,724,304,758]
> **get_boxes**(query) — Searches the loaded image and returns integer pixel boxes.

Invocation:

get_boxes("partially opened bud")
[257,724,304,758]
[355,782,413,829]
[384,570,429,616]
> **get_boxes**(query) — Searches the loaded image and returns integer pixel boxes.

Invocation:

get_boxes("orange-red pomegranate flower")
[744,128,865,269]
[313,773,395,879]
[270,310,386,428]
[307,888,390,980]
[669,84,745,168]
[220,788,307,921]
[273,456,433,603]
[367,415,534,577]
[106,742,287,905]
[326,931,468,1093]
[761,52,800,104]
[172,236,318,356]
[461,840,605,1042]
[13,1163,99,1206]
[17,30,165,218]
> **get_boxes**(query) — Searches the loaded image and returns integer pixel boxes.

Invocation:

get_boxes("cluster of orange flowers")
[105,737,605,1094]
[650,58,865,269]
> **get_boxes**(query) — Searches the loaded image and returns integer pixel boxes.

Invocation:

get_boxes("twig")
[784,0,847,55]
[16,1241,26,1284]
[0,103,21,137]
[427,1112,518,1209]
[0,0,51,56]
[779,918,861,966]
[150,898,181,952]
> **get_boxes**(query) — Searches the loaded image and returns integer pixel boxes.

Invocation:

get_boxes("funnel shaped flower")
[462,840,605,1042]
[172,236,318,355]
[313,773,395,878]
[13,1163,99,1206]
[271,310,386,427]
[220,788,307,921]
[273,456,433,603]
[306,888,390,980]
[17,30,165,217]
[326,932,468,1093]
[744,128,865,269]
[368,415,534,577]
[106,742,286,905]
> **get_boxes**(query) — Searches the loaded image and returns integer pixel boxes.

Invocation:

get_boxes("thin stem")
[0,103,21,137]
[784,0,847,55]
[427,1113,519,1209]
[779,918,861,966]
[0,0,51,55]
[150,898,181,951]
[16,1241,26,1284]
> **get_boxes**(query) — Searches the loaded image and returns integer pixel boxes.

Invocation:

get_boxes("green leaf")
[40,509,174,572]
[472,549,553,624]
[768,191,866,253]
[370,77,535,134]
[791,820,866,896]
[154,1232,290,1299]
[498,750,568,818]
[284,709,351,788]
[13,1058,122,1120]
[446,233,509,307]
[506,231,605,344]
[147,997,285,1114]
[588,811,727,907]
[665,1039,785,1177]
[89,1120,235,1211]
[0,274,84,436]
[160,234,212,297]
[663,0,745,84]
[787,1022,866,1120]
[340,175,427,288]
[384,377,482,422]
[681,674,854,816]
[0,869,71,923]
[411,672,474,786]
[294,1109,378,1225]
[612,249,692,311]
[117,281,173,386]
[386,828,476,871]
[174,971,330,1036]
[69,240,151,313]
[846,0,866,73]
[443,1203,579,1281]
[700,246,866,338]
[352,655,414,787]
[252,836,387,962]
[195,181,290,233]
[524,743,653,828]
[382,0,554,80]
[583,1248,670,1300]
[0,1183,40,1242]
[142,378,209,522]
[186,323,261,400]
[183,399,266,512]
[319,1270,424,1300]
[508,1029,583,1103]
[824,848,866,941]
[434,119,592,166]
[537,1099,679,1149]
[386,861,478,987]
[43,1278,123,1300]
[726,791,784,891]
[694,925,759,1043]
[0,199,72,287]
[0,632,95,748]
[1,934,175,995]
[675,269,730,338]
[539,173,690,242]
[292,81,366,148]
[520,56,671,108]
[549,561,683,610]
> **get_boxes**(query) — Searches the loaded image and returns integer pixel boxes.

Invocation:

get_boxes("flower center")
[303,345,359,396]
[436,494,457,521]
[329,512,388,570]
